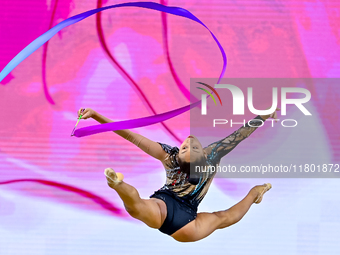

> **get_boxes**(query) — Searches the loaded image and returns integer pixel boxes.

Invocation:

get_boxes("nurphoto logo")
[198,83,312,128]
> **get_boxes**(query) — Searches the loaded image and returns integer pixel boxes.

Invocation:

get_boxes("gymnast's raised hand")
[77,107,277,242]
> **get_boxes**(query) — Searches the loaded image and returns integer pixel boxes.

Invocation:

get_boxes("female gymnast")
[77,107,278,242]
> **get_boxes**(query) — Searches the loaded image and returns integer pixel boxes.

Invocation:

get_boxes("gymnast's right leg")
[104,168,166,229]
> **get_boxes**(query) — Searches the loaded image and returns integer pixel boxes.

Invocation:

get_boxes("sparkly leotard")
[154,115,265,209]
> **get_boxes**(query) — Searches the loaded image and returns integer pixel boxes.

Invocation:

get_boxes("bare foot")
[104,168,124,188]
[253,183,272,204]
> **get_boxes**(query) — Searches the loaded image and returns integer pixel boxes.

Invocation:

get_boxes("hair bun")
[188,177,200,185]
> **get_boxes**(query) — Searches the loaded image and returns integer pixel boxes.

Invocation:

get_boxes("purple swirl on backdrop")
[0,178,127,216]
[41,0,60,105]
[160,0,190,101]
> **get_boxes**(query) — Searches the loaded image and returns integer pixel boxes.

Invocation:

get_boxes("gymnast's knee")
[125,206,140,218]
[213,210,239,229]
[124,202,147,219]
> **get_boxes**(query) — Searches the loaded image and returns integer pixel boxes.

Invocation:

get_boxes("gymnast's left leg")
[104,168,166,229]
[171,184,271,242]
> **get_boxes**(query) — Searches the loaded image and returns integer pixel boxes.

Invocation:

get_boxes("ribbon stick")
[71,115,82,136]
[0,2,227,137]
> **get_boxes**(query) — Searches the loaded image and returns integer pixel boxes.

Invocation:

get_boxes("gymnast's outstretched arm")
[78,108,168,161]
[204,108,279,164]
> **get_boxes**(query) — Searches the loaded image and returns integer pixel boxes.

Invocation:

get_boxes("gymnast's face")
[178,135,206,163]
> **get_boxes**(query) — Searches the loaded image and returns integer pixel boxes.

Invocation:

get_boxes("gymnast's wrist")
[92,111,99,119]
[91,111,102,122]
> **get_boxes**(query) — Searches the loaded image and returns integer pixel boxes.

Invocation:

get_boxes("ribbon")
[0,2,227,137]
[75,101,200,137]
